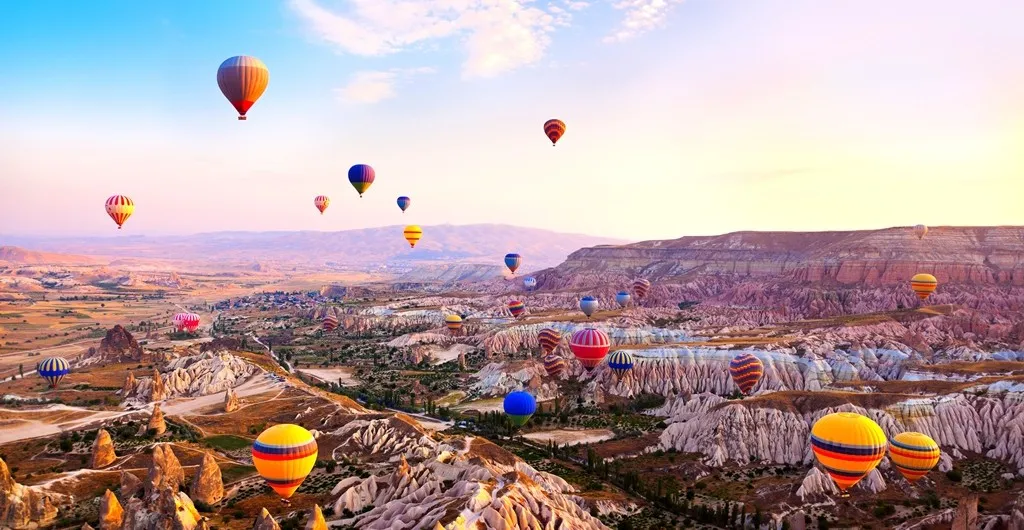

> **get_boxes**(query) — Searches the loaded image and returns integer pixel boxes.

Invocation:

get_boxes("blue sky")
[1,0,1022,240]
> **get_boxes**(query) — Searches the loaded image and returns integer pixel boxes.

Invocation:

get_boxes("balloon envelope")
[910,273,938,301]
[523,277,537,290]
[538,328,562,355]
[607,350,634,376]
[543,354,566,378]
[508,300,526,319]
[633,279,651,298]
[579,296,599,318]
[810,412,887,491]
[504,253,522,274]
[729,353,764,395]
[889,432,940,482]
[445,314,463,334]
[322,314,339,332]
[217,56,269,120]
[105,195,134,229]
[252,423,318,499]
[38,357,70,389]
[314,195,330,214]
[348,164,375,197]
[615,291,631,307]
[913,224,928,240]
[569,328,610,372]
[503,391,537,427]
[397,196,411,212]
[543,119,566,146]
[403,225,423,248]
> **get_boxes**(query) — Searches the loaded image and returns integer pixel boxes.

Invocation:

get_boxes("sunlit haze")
[2,0,1022,240]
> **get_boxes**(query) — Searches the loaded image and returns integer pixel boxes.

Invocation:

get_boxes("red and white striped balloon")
[105,195,135,229]
[314,195,330,215]
[569,328,611,372]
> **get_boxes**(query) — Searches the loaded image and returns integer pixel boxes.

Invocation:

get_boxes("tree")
[18,364,22,378]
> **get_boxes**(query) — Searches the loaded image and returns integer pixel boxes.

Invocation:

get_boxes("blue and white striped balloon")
[37,357,70,388]
[607,350,634,376]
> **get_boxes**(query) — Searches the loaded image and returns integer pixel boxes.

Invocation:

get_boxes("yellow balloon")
[251,424,318,499]
[910,273,938,301]
[403,225,422,248]
[810,412,887,491]
[889,431,940,482]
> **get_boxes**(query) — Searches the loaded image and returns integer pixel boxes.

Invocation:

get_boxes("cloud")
[604,0,683,43]
[289,0,583,78]
[335,67,435,104]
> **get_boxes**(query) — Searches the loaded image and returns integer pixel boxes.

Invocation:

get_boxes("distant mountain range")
[1,224,627,272]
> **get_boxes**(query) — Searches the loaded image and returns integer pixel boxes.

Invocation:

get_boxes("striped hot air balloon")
[348,164,375,197]
[569,328,610,372]
[105,195,134,229]
[252,424,318,499]
[445,314,463,334]
[810,412,887,491]
[314,195,330,215]
[729,353,764,395]
[579,296,599,318]
[322,314,339,332]
[172,312,190,332]
[396,196,411,213]
[403,225,422,248]
[615,291,631,308]
[889,432,940,482]
[508,300,526,319]
[543,354,567,378]
[543,119,566,146]
[37,357,70,389]
[538,328,562,355]
[633,278,651,299]
[503,391,536,427]
[183,313,201,333]
[504,253,522,275]
[913,224,928,240]
[910,273,937,301]
[523,277,537,290]
[607,350,634,377]
[217,56,269,120]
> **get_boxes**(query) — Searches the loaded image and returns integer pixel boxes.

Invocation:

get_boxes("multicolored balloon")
[504,253,522,275]
[172,313,200,333]
[889,432,940,482]
[445,314,463,334]
[910,273,937,301]
[543,354,566,378]
[810,412,887,491]
[569,328,610,372]
[396,196,411,213]
[607,350,634,376]
[579,296,599,318]
[503,391,537,427]
[729,353,764,395]
[252,424,318,499]
[322,314,338,332]
[217,56,269,121]
[37,357,70,389]
[105,195,134,230]
[615,291,631,308]
[913,224,928,240]
[314,195,330,215]
[538,328,562,355]
[403,225,422,248]
[543,119,566,146]
[523,277,537,290]
[633,278,651,299]
[508,300,526,319]
[348,164,375,197]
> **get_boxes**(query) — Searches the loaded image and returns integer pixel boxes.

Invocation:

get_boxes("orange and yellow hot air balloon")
[913,224,928,240]
[810,412,887,492]
[889,432,940,482]
[252,424,318,499]
[217,56,269,120]
[403,225,423,248]
[105,195,135,229]
[445,314,463,335]
[910,273,937,301]
[543,119,566,146]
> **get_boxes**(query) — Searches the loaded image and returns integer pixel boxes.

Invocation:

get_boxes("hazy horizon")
[3,0,1023,240]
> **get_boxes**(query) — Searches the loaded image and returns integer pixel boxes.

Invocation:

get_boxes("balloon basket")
[238,116,246,121]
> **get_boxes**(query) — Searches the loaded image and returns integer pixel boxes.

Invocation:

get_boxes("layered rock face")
[123,351,258,405]
[0,457,59,528]
[92,428,117,468]
[189,452,224,505]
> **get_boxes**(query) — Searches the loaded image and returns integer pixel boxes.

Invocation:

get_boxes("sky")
[1,0,1022,242]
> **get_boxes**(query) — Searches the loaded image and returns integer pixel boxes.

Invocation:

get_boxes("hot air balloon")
[105,195,134,230]
[607,350,634,377]
[543,119,566,146]
[503,391,536,427]
[37,357,70,389]
[913,224,928,240]
[910,273,937,301]
[523,277,537,290]
[252,424,318,499]
[569,328,610,372]
[889,432,940,482]
[396,196,411,213]
[504,253,522,275]
[810,412,887,491]
[543,354,567,378]
[314,195,330,215]
[508,300,526,319]
[217,56,269,120]
[322,314,339,332]
[579,296,599,318]
[538,328,562,355]
[184,313,201,333]
[633,278,651,299]
[172,312,189,332]
[615,291,631,308]
[403,225,422,248]
[729,353,764,395]
[445,314,463,334]
[348,164,375,197]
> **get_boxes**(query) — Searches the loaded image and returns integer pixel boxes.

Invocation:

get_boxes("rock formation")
[150,369,166,402]
[120,488,201,530]
[253,508,281,530]
[952,494,979,530]
[82,524,95,530]
[122,370,137,396]
[98,489,123,530]
[305,505,327,530]
[148,403,166,436]
[92,428,117,468]
[96,324,144,362]
[122,351,259,405]
[199,337,240,353]
[120,470,142,500]
[189,452,224,505]
[0,456,58,528]
[145,444,184,497]
[223,388,239,412]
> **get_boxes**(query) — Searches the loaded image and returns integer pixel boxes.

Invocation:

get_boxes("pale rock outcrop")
[145,444,185,497]
[952,494,979,530]
[124,351,259,405]
[148,403,167,435]
[224,388,239,412]
[0,457,59,529]
[82,524,96,530]
[121,489,201,530]
[253,508,281,530]
[92,428,117,468]
[120,471,142,500]
[122,370,137,396]
[471,361,559,401]
[98,489,123,530]
[150,369,166,402]
[305,505,328,530]
[189,452,224,505]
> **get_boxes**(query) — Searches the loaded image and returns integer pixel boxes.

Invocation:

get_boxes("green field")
[202,434,252,451]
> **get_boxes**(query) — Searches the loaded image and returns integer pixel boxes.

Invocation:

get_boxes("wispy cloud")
[335,67,435,104]
[604,0,683,43]
[289,0,582,79]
